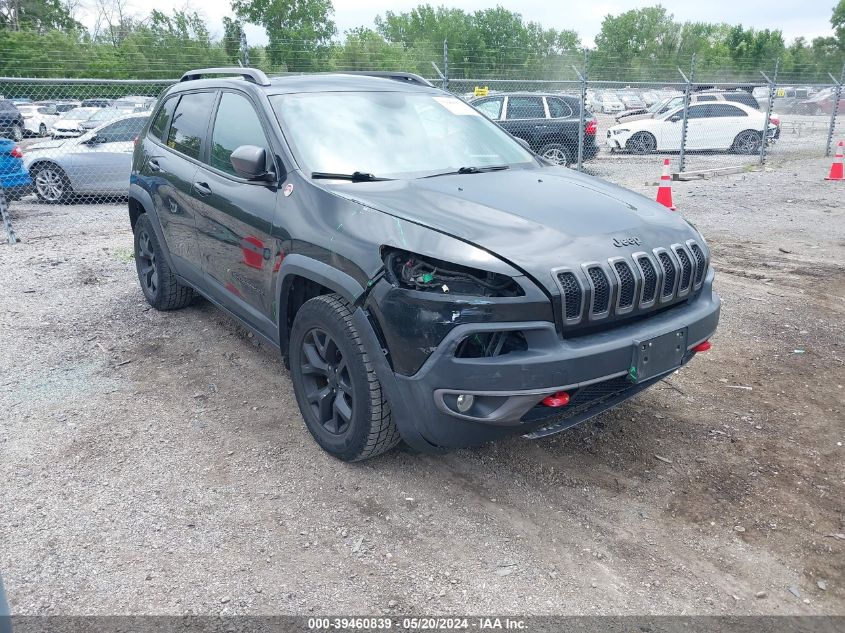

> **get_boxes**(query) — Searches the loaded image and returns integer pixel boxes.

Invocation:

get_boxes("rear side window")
[712,104,747,117]
[725,93,759,109]
[547,97,573,118]
[507,97,544,119]
[695,95,718,102]
[98,117,148,143]
[149,97,177,140]
[209,92,270,176]
[166,92,215,160]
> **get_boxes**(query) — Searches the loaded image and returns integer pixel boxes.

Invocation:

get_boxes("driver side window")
[475,97,504,121]
[209,92,271,177]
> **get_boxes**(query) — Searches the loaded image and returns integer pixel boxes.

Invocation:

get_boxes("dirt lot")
[1,156,843,616]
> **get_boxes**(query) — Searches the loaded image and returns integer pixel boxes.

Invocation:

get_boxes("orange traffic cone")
[825,140,844,181]
[656,158,676,210]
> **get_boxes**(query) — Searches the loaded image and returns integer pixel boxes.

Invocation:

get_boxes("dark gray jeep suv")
[129,67,720,461]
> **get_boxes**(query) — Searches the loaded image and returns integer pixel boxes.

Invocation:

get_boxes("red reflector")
[770,117,780,127]
[585,119,597,135]
[10,146,23,159]
[692,340,711,353]
[542,391,570,407]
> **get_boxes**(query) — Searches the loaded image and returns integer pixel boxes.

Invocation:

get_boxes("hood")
[325,167,701,289]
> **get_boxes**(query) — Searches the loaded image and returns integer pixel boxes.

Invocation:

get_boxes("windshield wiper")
[423,165,510,178]
[311,171,392,182]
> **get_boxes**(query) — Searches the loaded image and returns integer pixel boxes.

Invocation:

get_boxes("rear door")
[192,89,281,338]
[143,91,216,276]
[501,96,546,149]
[70,117,147,193]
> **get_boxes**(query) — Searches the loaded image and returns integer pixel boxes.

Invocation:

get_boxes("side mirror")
[230,145,275,181]
[669,114,682,122]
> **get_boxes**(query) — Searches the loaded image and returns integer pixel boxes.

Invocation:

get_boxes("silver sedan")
[24,113,149,203]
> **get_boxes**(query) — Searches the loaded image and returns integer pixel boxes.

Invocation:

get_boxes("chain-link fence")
[1,52,843,206]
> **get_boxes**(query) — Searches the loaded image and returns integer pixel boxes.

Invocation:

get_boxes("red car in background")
[795,88,845,115]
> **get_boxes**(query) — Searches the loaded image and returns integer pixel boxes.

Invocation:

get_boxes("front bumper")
[358,272,720,452]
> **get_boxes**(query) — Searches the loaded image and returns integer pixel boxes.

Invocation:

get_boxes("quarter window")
[547,97,573,118]
[475,97,503,120]
[209,92,271,176]
[166,92,216,160]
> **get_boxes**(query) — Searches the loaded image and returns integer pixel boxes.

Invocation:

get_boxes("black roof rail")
[180,67,271,87]
[337,71,434,88]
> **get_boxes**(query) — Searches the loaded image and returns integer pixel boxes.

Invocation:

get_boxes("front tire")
[289,294,400,461]
[32,163,72,203]
[732,130,762,154]
[133,214,194,310]
[11,124,23,142]
[39,123,47,137]
[626,131,656,154]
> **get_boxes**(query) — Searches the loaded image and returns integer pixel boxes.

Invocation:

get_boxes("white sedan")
[607,101,776,154]
[50,107,100,138]
[16,104,58,137]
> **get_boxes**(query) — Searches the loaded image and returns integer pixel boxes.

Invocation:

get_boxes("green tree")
[222,16,244,63]
[230,0,336,71]
[0,0,82,32]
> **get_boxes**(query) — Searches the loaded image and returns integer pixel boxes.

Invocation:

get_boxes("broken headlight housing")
[383,249,523,297]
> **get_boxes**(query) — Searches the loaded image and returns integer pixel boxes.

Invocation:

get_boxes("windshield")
[270,91,534,179]
[64,108,94,120]
[90,108,119,122]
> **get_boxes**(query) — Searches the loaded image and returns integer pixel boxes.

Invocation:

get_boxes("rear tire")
[133,214,194,311]
[289,294,400,462]
[538,143,572,167]
[39,123,47,137]
[11,124,23,142]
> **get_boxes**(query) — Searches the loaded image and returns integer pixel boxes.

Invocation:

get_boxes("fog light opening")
[456,394,475,413]
[692,340,711,353]
[542,391,570,407]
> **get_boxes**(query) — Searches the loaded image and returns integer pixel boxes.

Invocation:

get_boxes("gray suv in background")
[128,68,720,461]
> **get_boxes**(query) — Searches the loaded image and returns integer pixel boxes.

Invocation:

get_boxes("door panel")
[193,90,281,338]
[146,91,216,272]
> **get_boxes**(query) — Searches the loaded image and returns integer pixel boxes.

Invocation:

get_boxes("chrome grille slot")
[637,256,657,303]
[556,271,582,321]
[657,251,676,299]
[674,246,693,292]
[587,266,610,315]
[689,242,706,286]
[613,261,635,309]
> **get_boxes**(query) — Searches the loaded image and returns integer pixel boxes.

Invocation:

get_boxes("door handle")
[193,181,212,197]
[148,158,161,172]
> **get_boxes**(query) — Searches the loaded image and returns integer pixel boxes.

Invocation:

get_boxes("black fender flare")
[127,183,176,272]
[275,253,366,353]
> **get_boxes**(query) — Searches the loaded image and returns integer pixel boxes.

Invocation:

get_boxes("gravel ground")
[0,156,843,616]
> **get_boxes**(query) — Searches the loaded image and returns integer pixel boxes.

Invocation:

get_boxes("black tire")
[626,131,656,154]
[289,294,400,462]
[10,124,23,142]
[538,143,572,167]
[732,130,762,155]
[38,123,47,137]
[31,163,73,204]
[133,214,194,310]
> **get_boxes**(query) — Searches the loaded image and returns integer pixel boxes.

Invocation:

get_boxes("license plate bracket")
[630,328,688,383]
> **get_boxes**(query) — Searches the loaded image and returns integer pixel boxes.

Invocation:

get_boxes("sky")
[78,0,838,46]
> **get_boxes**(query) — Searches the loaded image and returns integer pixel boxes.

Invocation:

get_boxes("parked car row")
[0,95,157,140]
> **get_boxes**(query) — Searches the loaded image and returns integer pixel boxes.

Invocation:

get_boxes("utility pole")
[759,58,779,165]
[677,53,696,173]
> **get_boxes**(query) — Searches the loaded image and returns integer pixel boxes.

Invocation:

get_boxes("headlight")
[383,249,523,297]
